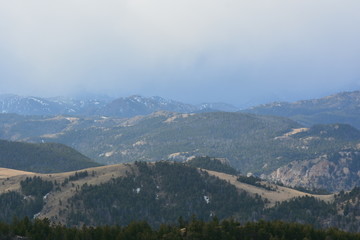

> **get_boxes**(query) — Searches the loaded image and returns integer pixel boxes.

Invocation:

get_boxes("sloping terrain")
[0,163,262,226]
[206,170,333,207]
[2,162,360,231]
[0,140,101,173]
[0,168,35,178]
[243,90,360,129]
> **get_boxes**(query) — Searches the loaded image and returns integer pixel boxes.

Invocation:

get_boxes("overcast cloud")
[0,0,360,106]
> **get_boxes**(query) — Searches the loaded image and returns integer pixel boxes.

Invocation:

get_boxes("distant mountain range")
[2,90,360,127]
[0,94,239,117]
[1,90,360,192]
[243,90,360,129]
[0,94,109,116]
[3,90,360,128]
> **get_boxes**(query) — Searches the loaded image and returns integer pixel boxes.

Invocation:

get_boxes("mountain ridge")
[243,90,360,129]
[0,94,239,117]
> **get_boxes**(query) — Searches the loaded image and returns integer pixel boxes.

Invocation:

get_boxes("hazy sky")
[1,0,360,106]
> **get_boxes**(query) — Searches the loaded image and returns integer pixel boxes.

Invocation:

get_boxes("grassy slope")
[205,170,333,207]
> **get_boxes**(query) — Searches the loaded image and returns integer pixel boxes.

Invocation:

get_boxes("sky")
[0,0,360,107]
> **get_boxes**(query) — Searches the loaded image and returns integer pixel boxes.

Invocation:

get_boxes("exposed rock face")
[266,150,360,192]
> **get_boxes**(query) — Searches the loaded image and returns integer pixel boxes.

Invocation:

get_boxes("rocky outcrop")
[266,150,360,192]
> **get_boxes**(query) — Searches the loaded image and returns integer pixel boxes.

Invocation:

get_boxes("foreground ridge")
[1,162,360,232]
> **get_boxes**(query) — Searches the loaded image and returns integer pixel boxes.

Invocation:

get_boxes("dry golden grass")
[0,168,36,193]
[205,170,334,207]
[274,128,309,140]
[0,168,35,178]
[39,164,135,224]
[164,113,195,123]
[0,164,135,224]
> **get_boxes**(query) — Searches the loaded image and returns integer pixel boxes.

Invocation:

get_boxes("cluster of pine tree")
[1,217,360,240]
[186,156,238,175]
[0,177,55,223]
[236,175,276,191]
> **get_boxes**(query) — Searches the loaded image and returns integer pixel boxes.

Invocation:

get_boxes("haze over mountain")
[0,94,110,116]
[0,94,238,117]
[1,1,360,236]
[243,90,360,129]
[1,1,360,105]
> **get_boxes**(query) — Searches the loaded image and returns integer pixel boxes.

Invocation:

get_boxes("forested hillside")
[0,140,100,173]
[66,161,263,226]
[3,111,359,176]
[1,162,360,232]
[1,111,360,190]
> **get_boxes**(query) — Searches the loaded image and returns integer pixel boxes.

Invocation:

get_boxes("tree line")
[1,217,360,240]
